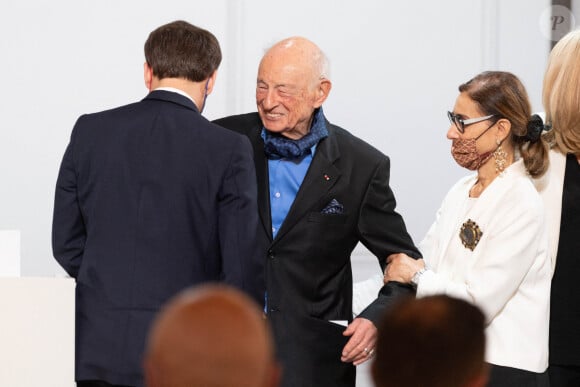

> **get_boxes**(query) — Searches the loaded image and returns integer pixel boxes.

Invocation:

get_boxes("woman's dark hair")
[372,295,487,387]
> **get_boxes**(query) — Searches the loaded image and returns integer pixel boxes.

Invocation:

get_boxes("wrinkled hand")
[341,317,377,365]
[384,254,425,284]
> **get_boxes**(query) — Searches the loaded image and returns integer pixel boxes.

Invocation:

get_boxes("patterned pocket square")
[321,198,344,214]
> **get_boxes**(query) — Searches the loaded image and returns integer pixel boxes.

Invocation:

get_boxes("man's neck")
[151,78,204,110]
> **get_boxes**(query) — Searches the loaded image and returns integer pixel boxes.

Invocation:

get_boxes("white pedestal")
[0,230,21,277]
[0,277,75,386]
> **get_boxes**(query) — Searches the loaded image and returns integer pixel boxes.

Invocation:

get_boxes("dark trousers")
[487,364,550,387]
[549,365,580,387]
[77,381,134,387]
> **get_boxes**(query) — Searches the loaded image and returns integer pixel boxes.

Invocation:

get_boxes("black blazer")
[52,91,263,386]
[214,112,420,387]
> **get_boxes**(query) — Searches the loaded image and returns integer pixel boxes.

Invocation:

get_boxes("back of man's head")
[144,284,279,387]
[372,295,487,387]
[144,20,221,82]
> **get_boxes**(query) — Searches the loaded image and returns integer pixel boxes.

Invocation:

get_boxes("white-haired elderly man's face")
[255,40,329,140]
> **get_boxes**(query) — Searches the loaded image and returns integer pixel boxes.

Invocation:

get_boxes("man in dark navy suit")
[214,37,420,387]
[52,20,263,387]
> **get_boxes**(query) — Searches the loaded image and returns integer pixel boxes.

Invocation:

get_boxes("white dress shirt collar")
[153,87,197,107]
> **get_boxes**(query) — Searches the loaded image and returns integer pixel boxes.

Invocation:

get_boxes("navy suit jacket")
[52,91,263,386]
[214,112,420,387]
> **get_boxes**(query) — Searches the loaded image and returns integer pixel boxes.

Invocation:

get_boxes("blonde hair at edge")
[543,28,580,155]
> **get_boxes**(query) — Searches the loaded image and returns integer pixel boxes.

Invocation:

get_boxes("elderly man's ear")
[314,79,332,108]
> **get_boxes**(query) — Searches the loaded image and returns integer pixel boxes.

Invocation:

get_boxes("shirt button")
[274,192,281,198]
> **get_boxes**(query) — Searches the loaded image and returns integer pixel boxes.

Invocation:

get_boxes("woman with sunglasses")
[382,71,551,386]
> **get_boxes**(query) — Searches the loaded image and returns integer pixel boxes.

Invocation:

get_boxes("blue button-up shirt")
[266,148,315,238]
[261,108,327,238]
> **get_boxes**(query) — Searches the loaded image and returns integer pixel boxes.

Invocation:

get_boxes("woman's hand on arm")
[384,254,425,284]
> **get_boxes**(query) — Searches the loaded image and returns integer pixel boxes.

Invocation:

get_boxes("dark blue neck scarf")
[262,108,328,160]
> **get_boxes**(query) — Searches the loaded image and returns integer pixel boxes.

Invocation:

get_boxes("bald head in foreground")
[372,295,488,387]
[144,284,279,387]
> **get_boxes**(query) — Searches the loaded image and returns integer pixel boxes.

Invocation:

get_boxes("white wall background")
[1,0,574,386]
[1,0,560,277]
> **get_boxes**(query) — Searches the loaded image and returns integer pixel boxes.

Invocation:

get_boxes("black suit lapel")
[273,126,341,243]
[247,127,273,240]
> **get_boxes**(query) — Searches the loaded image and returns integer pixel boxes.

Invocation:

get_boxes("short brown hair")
[543,29,580,155]
[144,20,221,82]
[372,295,486,387]
[459,71,549,177]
